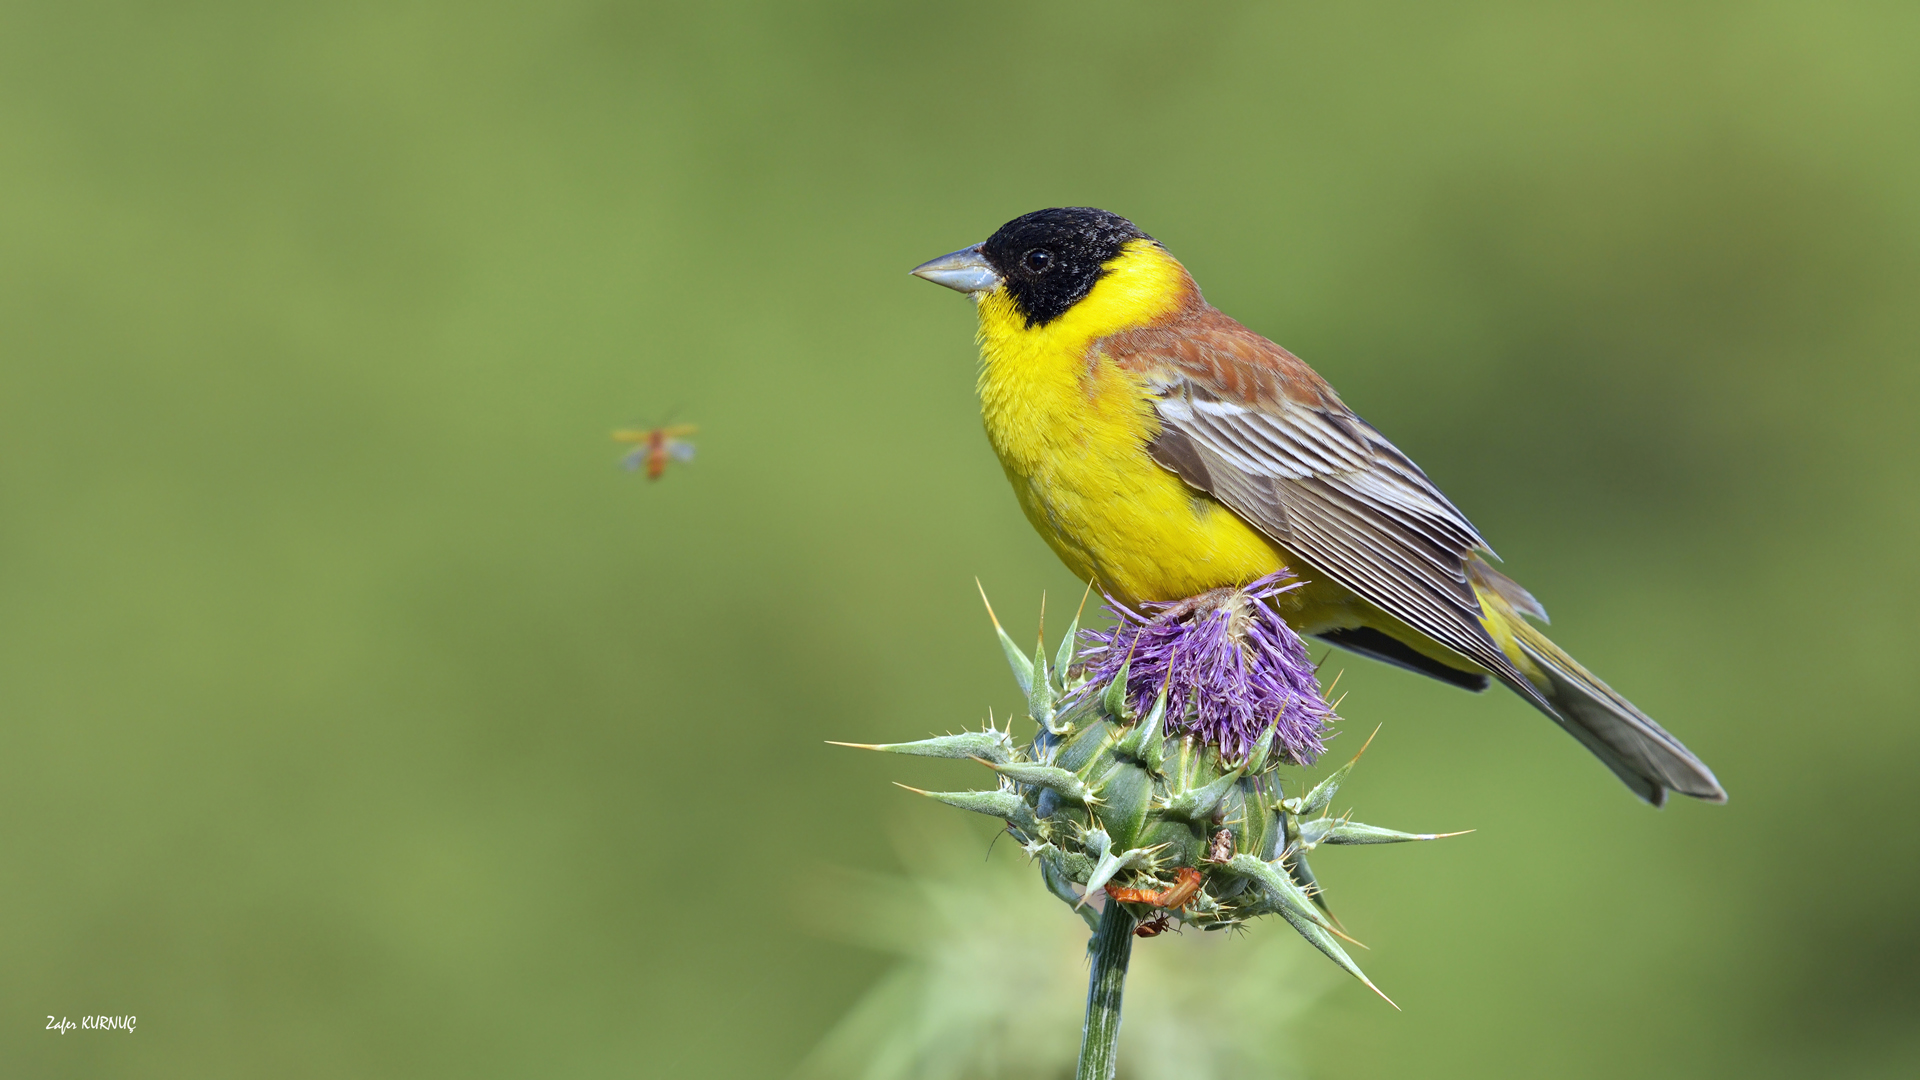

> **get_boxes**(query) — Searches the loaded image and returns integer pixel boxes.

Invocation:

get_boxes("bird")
[911,207,1724,806]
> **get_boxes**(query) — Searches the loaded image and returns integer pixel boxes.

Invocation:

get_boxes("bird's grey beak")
[910,243,1001,295]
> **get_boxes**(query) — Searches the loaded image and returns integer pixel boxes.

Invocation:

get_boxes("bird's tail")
[1469,561,1727,807]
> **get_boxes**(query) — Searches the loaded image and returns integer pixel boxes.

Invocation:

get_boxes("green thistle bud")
[837,575,1468,1074]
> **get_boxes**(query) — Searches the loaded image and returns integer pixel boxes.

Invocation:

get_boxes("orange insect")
[1104,867,1204,910]
[613,423,697,480]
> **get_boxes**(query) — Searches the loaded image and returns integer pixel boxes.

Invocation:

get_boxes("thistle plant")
[835,571,1465,1080]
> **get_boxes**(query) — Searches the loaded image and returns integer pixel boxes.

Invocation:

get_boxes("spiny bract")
[838,580,1466,1004]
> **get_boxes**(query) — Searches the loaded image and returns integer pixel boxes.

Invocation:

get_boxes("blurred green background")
[4,1,1916,1076]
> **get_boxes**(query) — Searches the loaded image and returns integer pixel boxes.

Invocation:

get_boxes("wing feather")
[1282,482,1492,658]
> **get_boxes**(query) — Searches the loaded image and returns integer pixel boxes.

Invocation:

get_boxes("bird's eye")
[1024,248,1052,272]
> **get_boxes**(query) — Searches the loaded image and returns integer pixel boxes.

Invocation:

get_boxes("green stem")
[1076,902,1136,1080]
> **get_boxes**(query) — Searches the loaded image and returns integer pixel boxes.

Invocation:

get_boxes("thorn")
[1349,724,1381,765]
[891,782,930,795]
[975,578,1005,631]
[1323,666,1345,697]
[1075,578,1095,623]
[1331,691,1349,711]
[825,740,883,750]
[1038,590,1047,646]
[1328,925,1369,949]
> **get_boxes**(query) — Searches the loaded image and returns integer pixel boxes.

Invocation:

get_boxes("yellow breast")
[972,241,1290,606]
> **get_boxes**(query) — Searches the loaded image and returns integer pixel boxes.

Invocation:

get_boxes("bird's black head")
[980,207,1151,328]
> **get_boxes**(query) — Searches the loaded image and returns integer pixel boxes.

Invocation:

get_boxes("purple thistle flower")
[1076,571,1335,765]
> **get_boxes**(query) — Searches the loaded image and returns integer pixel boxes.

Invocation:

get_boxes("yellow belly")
[1001,444,1281,601]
